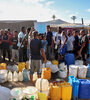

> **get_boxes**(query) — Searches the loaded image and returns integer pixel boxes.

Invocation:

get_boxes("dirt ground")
[0,58,90,100]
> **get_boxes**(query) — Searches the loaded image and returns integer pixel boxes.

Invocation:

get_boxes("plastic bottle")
[13,71,18,82]
[18,72,23,82]
[7,70,13,82]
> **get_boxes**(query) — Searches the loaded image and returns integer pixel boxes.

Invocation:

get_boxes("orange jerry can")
[42,68,51,80]
[0,63,7,70]
[52,60,59,67]
[50,83,61,100]
[61,82,72,100]
[18,62,26,72]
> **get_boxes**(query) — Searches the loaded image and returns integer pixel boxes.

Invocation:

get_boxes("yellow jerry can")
[50,85,61,100]
[61,82,72,100]
[0,63,7,70]
[18,62,26,72]
[42,68,51,80]
[52,60,59,67]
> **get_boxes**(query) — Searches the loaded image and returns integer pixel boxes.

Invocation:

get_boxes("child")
[12,31,18,62]
[41,35,48,53]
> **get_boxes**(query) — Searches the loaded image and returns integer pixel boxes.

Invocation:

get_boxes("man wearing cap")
[30,31,47,82]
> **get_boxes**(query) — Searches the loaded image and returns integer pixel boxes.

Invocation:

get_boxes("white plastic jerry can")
[13,71,18,82]
[18,72,23,82]
[7,70,13,82]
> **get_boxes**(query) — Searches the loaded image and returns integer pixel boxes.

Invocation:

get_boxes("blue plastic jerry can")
[87,64,90,78]
[22,69,30,82]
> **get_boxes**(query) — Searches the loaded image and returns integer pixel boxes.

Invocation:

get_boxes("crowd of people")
[0,25,90,82]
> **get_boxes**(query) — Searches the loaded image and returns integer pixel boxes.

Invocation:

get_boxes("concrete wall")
[0,20,37,33]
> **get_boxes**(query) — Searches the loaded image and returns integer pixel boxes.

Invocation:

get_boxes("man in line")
[12,31,18,62]
[46,25,53,61]
[54,27,62,60]
[30,31,47,82]
[78,30,89,65]
[17,27,26,62]
[67,30,75,53]
[2,29,10,62]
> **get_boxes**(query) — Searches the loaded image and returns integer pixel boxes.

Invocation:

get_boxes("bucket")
[23,86,38,99]
[10,88,23,100]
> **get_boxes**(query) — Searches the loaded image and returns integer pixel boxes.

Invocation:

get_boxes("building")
[0,20,37,33]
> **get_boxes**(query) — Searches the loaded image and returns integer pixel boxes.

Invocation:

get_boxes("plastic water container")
[87,64,90,77]
[61,82,72,100]
[50,85,61,100]
[0,86,10,100]
[18,62,26,72]
[78,65,87,78]
[13,71,18,82]
[65,53,75,68]
[59,44,67,55]
[75,60,83,65]
[10,88,23,100]
[22,69,30,82]
[18,71,23,82]
[79,79,90,99]
[0,63,7,70]
[69,76,79,100]
[69,65,78,77]
[7,70,13,82]
[58,70,67,79]
[52,60,59,67]
[23,86,38,99]
[0,70,8,83]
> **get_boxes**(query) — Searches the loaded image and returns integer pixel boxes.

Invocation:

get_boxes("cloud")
[45,1,54,6]
[0,0,56,21]
[87,9,90,12]
[85,20,90,25]
[65,10,70,13]
[69,12,79,17]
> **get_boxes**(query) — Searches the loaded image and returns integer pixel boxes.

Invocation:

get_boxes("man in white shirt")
[18,27,26,62]
[67,30,75,53]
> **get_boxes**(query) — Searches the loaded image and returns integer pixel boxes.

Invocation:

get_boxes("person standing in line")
[8,29,13,54]
[54,27,62,60]
[73,30,80,56]
[87,29,90,57]
[67,30,75,53]
[41,35,48,53]
[2,29,10,62]
[0,29,4,60]
[46,25,53,61]
[12,31,18,62]
[30,31,47,82]
[17,27,26,62]
[78,30,89,65]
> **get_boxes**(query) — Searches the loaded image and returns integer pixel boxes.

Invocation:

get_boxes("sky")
[0,0,90,24]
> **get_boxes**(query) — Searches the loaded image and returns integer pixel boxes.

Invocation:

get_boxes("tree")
[52,15,56,20]
[71,16,77,23]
